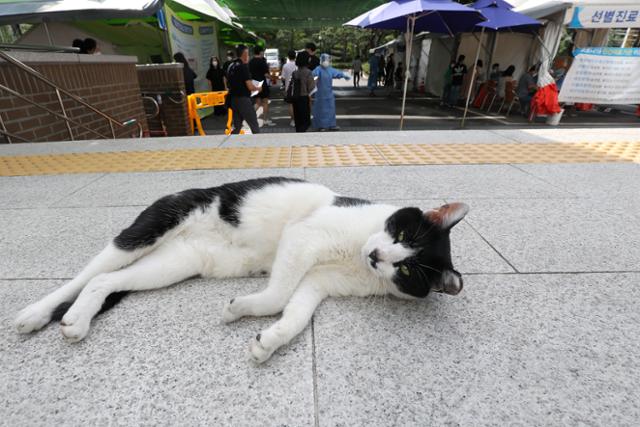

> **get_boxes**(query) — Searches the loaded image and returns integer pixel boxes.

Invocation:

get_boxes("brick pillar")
[136,64,190,137]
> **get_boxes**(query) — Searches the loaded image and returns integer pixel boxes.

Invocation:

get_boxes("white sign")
[559,47,640,104]
[166,5,219,92]
[568,5,640,28]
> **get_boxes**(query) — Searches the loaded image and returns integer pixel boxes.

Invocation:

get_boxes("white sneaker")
[264,119,276,127]
[289,120,295,127]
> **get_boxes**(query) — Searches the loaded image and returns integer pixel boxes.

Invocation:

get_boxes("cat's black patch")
[114,177,304,250]
[50,291,129,321]
[332,196,372,207]
[216,177,304,225]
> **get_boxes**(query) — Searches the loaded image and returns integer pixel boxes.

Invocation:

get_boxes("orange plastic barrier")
[187,91,243,136]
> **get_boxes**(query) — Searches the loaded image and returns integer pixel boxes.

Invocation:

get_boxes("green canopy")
[218,0,387,30]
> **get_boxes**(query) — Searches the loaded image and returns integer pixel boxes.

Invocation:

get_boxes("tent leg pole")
[400,16,415,130]
[462,27,484,128]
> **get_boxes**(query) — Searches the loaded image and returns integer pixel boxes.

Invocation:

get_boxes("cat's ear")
[441,269,463,295]
[425,202,469,230]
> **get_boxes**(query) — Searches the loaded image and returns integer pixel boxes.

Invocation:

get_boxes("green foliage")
[259,26,397,62]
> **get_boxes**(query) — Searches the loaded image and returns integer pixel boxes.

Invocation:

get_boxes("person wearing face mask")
[311,53,350,131]
[222,50,235,88]
[206,56,226,115]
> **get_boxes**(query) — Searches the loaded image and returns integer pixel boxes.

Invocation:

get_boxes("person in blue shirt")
[312,53,350,131]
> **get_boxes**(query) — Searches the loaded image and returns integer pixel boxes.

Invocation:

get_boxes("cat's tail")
[50,291,130,322]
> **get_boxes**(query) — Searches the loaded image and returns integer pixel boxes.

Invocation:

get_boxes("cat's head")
[362,203,469,298]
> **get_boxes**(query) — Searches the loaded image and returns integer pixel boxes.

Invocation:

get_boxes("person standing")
[226,44,262,134]
[312,53,350,131]
[222,50,235,88]
[206,56,226,115]
[517,65,538,117]
[367,53,379,96]
[448,55,467,107]
[281,49,297,127]
[173,52,197,95]
[306,43,320,71]
[352,56,362,88]
[291,51,315,133]
[378,55,386,86]
[384,55,394,87]
[440,59,455,107]
[249,45,275,126]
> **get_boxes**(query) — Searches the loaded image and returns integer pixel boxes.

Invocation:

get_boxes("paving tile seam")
[311,316,320,427]
[1,141,638,176]
[458,219,520,274]
[48,173,107,208]
[506,164,579,198]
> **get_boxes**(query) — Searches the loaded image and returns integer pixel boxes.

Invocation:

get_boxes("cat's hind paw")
[221,298,244,324]
[15,303,52,333]
[60,312,91,343]
[249,333,277,364]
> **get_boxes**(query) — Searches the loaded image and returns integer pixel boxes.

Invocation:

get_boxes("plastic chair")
[480,80,497,111]
[187,91,242,136]
[499,81,520,116]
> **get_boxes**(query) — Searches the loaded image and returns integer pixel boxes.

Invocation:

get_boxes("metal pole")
[0,112,11,143]
[55,88,74,140]
[400,15,415,130]
[461,27,484,128]
[43,21,53,46]
[621,27,631,47]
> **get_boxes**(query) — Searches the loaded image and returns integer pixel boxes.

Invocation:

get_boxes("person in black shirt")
[448,54,467,107]
[206,56,226,115]
[249,45,275,126]
[227,44,262,134]
[173,52,197,95]
[306,42,320,71]
[222,50,235,88]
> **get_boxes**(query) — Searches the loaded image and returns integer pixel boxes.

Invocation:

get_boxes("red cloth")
[635,105,640,117]
[575,103,593,111]
[531,83,562,116]
[473,84,488,108]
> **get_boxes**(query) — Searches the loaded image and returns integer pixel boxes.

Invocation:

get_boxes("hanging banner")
[165,5,218,92]
[568,6,640,29]
[558,47,640,104]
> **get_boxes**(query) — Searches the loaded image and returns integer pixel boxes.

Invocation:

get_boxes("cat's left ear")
[425,202,469,230]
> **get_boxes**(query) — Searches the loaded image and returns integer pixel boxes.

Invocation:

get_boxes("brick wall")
[136,64,190,137]
[0,52,147,143]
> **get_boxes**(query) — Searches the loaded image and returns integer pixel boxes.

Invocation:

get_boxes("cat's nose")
[368,250,379,267]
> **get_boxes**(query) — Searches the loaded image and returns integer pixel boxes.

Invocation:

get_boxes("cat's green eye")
[397,231,405,242]
[400,265,410,276]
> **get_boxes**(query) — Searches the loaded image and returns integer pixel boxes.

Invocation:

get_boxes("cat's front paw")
[222,298,245,324]
[60,311,91,343]
[15,302,52,333]
[249,332,277,364]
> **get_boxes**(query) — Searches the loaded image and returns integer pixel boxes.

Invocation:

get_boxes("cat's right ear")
[424,202,469,230]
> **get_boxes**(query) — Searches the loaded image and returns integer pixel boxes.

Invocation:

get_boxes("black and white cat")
[15,177,468,363]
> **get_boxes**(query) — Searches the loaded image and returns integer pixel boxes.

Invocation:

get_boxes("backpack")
[285,71,302,103]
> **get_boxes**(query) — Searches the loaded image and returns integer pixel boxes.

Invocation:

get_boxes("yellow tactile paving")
[0,141,638,177]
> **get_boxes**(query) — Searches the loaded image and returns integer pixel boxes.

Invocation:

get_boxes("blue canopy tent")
[461,0,541,126]
[345,0,486,129]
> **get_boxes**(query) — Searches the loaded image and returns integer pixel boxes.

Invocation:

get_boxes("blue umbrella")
[461,0,541,126]
[345,0,486,129]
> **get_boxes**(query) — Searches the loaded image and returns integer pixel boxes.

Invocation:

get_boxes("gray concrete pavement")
[1,130,639,426]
